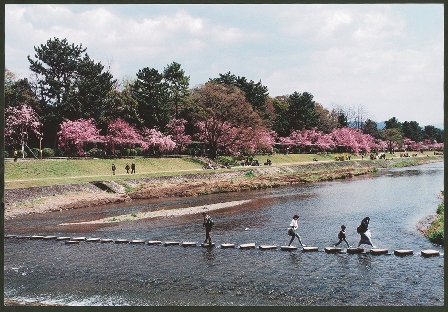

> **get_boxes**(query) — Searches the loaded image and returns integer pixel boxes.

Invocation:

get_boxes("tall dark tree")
[28,37,116,148]
[362,119,379,139]
[385,117,402,130]
[402,121,423,142]
[271,96,290,137]
[131,67,171,131]
[423,125,444,142]
[210,72,269,115]
[288,91,318,131]
[163,62,190,119]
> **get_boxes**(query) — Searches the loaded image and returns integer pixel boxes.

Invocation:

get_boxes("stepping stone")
[164,241,180,246]
[56,236,71,241]
[130,239,146,244]
[324,247,342,253]
[347,247,364,254]
[16,235,31,239]
[394,249,414,256]
[147,241,162,245]
[421,250,440,258]
[30,235,44,240]
[201,243,215,248]
[71,237,86,241]
[302,246,318,252]
[43,236,57,240]
[86,238,101,242]
[370,248,388,255]
[182,242,197,247]
[5,234,17,238]
[280,246,297,251]
[220,243,235,249]
[115,239,129,244]
[65,240,80,244]
[100,239,114,243]
[259,245,277,250]
[239,243,256,249]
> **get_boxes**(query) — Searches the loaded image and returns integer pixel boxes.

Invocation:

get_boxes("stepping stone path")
[370,248,388,255]
[220,243,235,249]
[302,246,318,252]
[56,237,71,241]
[130,240,146,244]
[394,249,414,256]
[30,235,44,240]
[164,241,180,246]
[65,240,80,244]
[182,242,197,247]
[101,239,113,243]
[421,250,440,258]
[86,238,101,242]
[115,239,129,244]
[147,241,162,245]
[16,235,31,239]
[280,246,297,251]
[239,243,256,249]
[347,247,364,254]
[258,245,277,250]
[43,236,57,240]
[71,237,86,241]
[324,247,342,253]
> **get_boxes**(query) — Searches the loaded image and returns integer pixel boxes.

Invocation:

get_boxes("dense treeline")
[5,37,444,159]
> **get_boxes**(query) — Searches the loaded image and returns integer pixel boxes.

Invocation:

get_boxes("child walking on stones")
[334,225,350,248]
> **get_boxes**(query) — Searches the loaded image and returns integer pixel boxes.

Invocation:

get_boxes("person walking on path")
[334,225,350,248]
[125,163,130,174]
[131,162,135,174]
[112,164,116,175]
[202,211,214,245]
[357,217,376,248]
[288,214,306,247]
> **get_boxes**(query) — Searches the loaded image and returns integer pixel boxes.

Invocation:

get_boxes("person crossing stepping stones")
[288,214,306,247]
[333,225,350,248]
[357,217,376,248]
[202,211,214,245]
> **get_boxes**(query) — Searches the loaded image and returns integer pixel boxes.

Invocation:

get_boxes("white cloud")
[5,3,443,126]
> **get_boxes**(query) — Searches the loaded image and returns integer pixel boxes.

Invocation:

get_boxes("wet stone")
[147,241,162,245]
[347,248,364,254]
[220,243,235,248]
[421,250,440,258]
[394,249,414,256]
[239,243,256,249]
[324,247,342,253]
[280,246,297,251]
[302,246,318,252]
[258,245,277,250]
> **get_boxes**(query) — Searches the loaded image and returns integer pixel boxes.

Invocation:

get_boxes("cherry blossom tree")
[5,104,42,158]
[57,118,104,156]
[166,118,192,152]
[106,118,147,155]
[142,128,176,155]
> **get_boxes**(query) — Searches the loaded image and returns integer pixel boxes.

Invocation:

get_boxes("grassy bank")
[4,152,442,189]
[426,192,444,245]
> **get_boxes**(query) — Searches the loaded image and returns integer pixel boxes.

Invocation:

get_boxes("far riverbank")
[4,156,442,220]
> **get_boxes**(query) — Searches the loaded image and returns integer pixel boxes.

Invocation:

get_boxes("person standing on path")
[131,162,135,174]
[202,211,214,245]
[112,164,116,175]
[334,225,350,248]
[288,214,306,247]
[357,217,376,248]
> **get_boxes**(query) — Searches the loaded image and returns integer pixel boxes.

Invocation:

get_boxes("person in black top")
[334,225,350,248]
[202,211,214,245]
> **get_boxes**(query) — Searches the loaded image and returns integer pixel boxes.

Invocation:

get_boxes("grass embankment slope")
[4,152,441,190]
[425,193,444,245]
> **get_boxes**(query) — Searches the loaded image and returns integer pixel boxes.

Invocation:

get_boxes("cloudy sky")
[5,3,444,127]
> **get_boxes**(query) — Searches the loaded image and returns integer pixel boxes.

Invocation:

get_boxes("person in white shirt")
[288,214,306,247]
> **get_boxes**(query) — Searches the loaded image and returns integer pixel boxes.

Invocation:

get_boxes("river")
[3,161,444,306]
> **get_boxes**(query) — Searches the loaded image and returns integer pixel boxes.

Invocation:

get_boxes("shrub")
[437,202,444,215]
[4,150,9,158]
[30,148,40,158]
[135,147,143,156]
[42,148,55,157]
[17,150,27,158]
[54,149,65,157]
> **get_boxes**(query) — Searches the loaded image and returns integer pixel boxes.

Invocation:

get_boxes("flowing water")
[4,161,444,306]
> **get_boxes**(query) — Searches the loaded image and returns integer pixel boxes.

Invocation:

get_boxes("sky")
[5,3,444,128]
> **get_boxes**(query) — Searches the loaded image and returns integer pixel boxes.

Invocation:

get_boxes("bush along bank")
[426,193,444,246]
